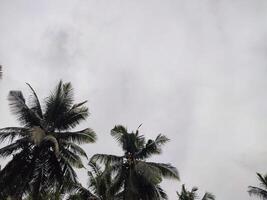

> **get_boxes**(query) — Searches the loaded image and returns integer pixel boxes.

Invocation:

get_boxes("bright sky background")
[1,0,267,199]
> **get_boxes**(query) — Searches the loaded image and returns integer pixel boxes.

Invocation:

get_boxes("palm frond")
[0,138,29,157]
[135,161,162,185]
[136,134,170,159]
[63,141,88,159]
[26,83,43,118]
[248,186,267,199]
[256,173,267,189]
[53,101,89,130]
[109,167,124,196]
[111,125,128,144]
[146,162,179,180]
[61,157,79,183]
[58,128,96,144]
[156,185,168,200]
[248,173,267,199]
[177,184,198,200]
[30,156,50,198]
[60,148,84,168]
[0,127,29,142]
[122,132,143,153]
[154,134,170,146]
[0,148,33,197]
[87,171,98,193]
[88,160,102,176]
[202,192,215,200]
[90,154,123,165]
[8,90,41,127]
[44,81,75,130]
[66,182,98,200]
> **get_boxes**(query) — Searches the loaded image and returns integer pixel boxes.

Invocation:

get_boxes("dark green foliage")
[0,81,182,200]
[177,185,215,200]
[66,160,122,200]
[0,81,96,199]
[91,125,179,200]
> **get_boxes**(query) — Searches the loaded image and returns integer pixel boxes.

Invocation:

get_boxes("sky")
[1,0,267,199]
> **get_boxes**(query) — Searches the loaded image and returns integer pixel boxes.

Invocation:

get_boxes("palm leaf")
[0,138,29,157]
[91,154,123,165]
[0,127,29,142]
[154,134,170,146]
[248,173,267,199]
[257,173,267,189]
[60,148,84,168]
[111,125,128,144]
[146,162,179,180]
[63,141,88,159]
[58,128,96,144]
[8,91,41,127]
[136,134,170,159]
[26,83,43,118]
[156,185,168,200]
[58,101,89,130]
[88,160,102,176]
[202,192,215,200]
[248,186,267,199]
[135,161,162,185]
[61,157,78,183]
[44,81,74,130]
[109,167,125,197]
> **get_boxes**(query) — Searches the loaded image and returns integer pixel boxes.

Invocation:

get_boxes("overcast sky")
[1,0,267,199]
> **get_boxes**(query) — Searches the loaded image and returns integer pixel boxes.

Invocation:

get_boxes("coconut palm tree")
[91,125,179,200]
[248,173,267,199]
[177,184,215,200]
[0,81,96,200]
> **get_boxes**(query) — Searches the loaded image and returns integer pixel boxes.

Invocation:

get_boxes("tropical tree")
[248,173,267,199]
[177,184,215,200]
[0,81,96,200]
[91,125,179,200]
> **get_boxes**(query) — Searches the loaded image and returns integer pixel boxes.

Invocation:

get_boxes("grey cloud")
[1,0,267,199]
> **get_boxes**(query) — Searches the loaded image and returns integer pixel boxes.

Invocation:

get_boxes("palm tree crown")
[91,125,179,200]
[0,81,96,199]
[177,185,215,200]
